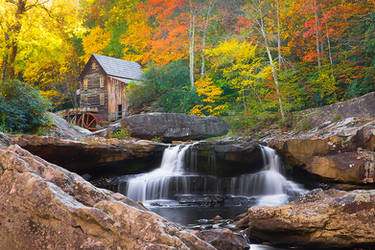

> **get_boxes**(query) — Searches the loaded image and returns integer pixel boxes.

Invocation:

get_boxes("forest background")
[1,0,375,133]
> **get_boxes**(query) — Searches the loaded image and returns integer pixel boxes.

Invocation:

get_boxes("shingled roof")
[92,54,143,80]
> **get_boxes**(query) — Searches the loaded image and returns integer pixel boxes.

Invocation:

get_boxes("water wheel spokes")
[77,112,97,130]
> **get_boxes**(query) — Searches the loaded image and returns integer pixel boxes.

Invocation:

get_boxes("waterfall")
[229,146,306,206]
[123,144,306,206]
[126,145,192,202]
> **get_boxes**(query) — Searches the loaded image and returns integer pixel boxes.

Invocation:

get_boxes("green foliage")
[128,61,201,113]
[151,137,162,142]
[0,80,51,133]
[296,120,312,131]
[223,110,278,135]
[331,114,343,122]
[104,24,127,57]
[110,128,131,139]
[127,81,157,110]
[347,78,375,98]
[284,164,293,171]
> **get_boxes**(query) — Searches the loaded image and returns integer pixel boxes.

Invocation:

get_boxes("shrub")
[0,80,51,133]
[111,128,130,139]
[297,119,311,131]
[331,114,343,122]
[151,137,162,142]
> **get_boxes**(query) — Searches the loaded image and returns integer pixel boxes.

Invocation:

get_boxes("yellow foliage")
[190,77,227,116]
[120,17,152,63]
[82,26,111,62]
[204,39,268,113]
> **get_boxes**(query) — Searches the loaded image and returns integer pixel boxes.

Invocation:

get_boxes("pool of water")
[150,204,248,225]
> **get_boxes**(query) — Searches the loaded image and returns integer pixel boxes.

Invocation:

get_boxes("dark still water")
[150,205,247,225]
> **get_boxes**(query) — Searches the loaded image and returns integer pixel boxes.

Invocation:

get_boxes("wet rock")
[0,145,214,249]
[120,113,229,142]
[194,228,249,250]
[235,216,249,230]
[9,134,167,174]
[190,141,264,176]
[248,188,375,248]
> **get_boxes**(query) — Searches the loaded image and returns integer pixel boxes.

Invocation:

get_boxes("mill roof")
[92,54,143,80]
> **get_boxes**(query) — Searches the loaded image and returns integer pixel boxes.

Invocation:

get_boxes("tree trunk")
[276,0,282,70]
[313,0,321,68]
[189,0,196,89]
[7,42,18,79]
[260,15,285,122]
[1,55,8,81]
[326,23,333,66]
[200,1,214,77]
[6,0,27,79]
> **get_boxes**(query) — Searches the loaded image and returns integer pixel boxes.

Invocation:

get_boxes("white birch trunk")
[260,14,285,121]
[313,0,321,68]
[189,0,196,89]
[276,0,282,70]
[200,0,215,77]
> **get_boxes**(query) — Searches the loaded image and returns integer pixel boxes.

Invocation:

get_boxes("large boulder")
[120,113,229,142]
[0,144,215,249]
[47,112,93,140]
[9,134,167,174]
[248,188,375,248]
[264,118,375,185]
[193,228,249,250]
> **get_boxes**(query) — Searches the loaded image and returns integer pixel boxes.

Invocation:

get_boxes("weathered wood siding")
[80,59,108,119]
[107,77,128,121]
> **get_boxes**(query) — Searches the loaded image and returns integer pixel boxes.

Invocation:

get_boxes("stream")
[108,143,308,249]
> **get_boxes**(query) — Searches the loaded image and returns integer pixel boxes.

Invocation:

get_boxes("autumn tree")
[190,77,227,116]
[241,0,286,121]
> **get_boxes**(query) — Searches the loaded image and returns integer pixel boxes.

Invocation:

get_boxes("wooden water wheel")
[77,112,97,130]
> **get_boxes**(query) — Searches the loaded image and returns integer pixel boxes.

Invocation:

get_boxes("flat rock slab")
[120,113,229,142]
[248,188,375,248]
[0,145,215,249]
[9,134,167,174]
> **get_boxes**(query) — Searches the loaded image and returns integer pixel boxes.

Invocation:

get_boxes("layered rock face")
[8,135,266,178]
[248,188,375,248]
[191,140,264,176]
[299,91,375,127]
[9,134,167,174]
[265,118,375,185]
[120,113,229,142]
[0,144,215,249]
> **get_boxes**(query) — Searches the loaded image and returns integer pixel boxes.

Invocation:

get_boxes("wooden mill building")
[78,54,143,121]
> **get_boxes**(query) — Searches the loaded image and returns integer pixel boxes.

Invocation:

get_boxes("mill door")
[117,104,122,120]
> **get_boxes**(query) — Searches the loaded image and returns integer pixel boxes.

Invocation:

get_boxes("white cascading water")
[229,146,306,206]
[125,144,306,206]
[126,145,191,202]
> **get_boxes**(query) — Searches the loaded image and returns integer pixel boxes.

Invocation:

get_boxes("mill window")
[84,78,88,89]
[100,76,104,88]
[100,93,105,105]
